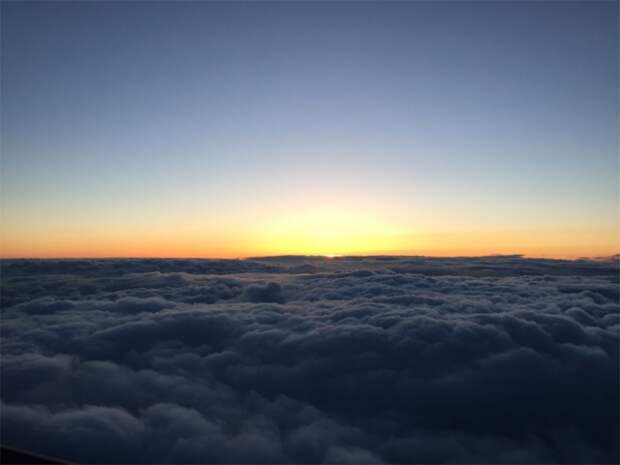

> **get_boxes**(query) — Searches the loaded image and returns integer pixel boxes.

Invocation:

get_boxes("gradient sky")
[1,1,618,259]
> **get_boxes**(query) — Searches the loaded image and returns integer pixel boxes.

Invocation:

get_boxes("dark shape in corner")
[1,446,68,465]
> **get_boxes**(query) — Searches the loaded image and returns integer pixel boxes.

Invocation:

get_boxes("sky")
[1,1,618,259]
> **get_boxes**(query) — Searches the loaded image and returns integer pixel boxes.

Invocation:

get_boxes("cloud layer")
[1,256,618,463]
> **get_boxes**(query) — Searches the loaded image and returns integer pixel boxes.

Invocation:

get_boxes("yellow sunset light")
[253,209,410,257]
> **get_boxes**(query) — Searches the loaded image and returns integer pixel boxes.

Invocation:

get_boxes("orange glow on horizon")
[1,221,618,260]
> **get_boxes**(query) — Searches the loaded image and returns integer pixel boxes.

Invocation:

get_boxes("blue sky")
[1,1,618,257]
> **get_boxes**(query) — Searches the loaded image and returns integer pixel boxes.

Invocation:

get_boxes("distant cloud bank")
[1,256,618,464]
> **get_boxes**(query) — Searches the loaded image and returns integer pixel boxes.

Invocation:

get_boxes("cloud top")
[1,256,618,463]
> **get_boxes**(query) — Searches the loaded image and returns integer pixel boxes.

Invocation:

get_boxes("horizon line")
[1,253,619,262]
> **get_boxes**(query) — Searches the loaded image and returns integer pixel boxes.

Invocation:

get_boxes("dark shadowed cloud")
[1,256,618,463]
